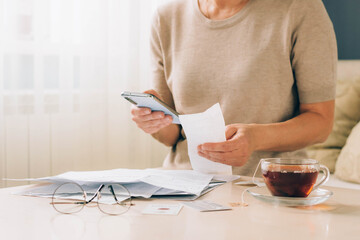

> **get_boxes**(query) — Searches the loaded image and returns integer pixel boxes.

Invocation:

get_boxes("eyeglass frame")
[50,182,134,215]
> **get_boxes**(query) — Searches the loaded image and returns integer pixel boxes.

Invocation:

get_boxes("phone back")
[124,94,180,124]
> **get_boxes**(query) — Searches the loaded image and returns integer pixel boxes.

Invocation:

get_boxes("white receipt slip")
[182,200,231,212]
[179,103,232,174]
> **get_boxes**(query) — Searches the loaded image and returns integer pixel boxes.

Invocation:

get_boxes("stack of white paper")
[10,169,239,201]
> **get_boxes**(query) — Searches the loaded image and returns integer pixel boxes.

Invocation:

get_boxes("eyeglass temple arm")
[109,185,119,203]
[108,185,134,206]
[86,184,105,204]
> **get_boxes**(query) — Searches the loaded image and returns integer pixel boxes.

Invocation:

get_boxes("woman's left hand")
[197,124,256,167]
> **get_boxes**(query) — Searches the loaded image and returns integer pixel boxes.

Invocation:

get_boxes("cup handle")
[313,165,330,190]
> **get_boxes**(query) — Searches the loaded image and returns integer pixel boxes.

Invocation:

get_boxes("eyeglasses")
[51,182,133,215]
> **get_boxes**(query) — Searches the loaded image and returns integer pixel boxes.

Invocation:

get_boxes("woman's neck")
[211,0,247,9]
[199,0,250,20]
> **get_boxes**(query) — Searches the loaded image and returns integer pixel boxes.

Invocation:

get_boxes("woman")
[131,0,337,176]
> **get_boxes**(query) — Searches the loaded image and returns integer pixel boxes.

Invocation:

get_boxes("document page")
[142,169,213,195]
[179,103,232,174]
[11,168,149,184]
[11,169,216,197]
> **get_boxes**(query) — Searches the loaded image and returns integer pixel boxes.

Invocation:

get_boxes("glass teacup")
[260,158,330,197]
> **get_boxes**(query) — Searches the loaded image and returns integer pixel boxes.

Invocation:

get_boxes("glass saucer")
[247,186,333,206]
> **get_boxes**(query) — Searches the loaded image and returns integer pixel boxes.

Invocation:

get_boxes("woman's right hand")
[130,90,173,134]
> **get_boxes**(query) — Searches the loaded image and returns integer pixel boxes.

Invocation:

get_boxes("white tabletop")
[0,179,360,240]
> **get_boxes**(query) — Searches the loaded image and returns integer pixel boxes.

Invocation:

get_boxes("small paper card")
[182,200,231,212]
[142,204,183,215]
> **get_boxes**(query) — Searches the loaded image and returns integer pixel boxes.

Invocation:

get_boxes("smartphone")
[121,91,180,124]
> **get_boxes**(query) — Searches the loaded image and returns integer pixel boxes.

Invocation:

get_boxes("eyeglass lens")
[97,184,132,215]
[52,182,86,214]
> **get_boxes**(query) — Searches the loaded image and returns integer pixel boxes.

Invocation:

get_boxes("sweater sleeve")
[290,0,337,104]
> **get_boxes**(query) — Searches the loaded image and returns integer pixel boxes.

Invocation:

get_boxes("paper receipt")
[182,200,231,212]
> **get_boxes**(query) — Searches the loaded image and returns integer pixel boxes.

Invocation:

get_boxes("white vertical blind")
[0,0,171,187]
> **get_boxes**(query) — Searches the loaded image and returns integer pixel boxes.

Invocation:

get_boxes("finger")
[144,89,162,100]
[137,116,172,129]
[199,137,242,152]
[203,150,236,161]
[198,151,230,165]
[225,126,237,140]
[140,118,171,129]
[141,122,171,134]
[131,106,151,116]
[144,125,170,134]
[199,149,248,167]
[136,114,172,125]
[198,149,227,162]
[133,111,167,123]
